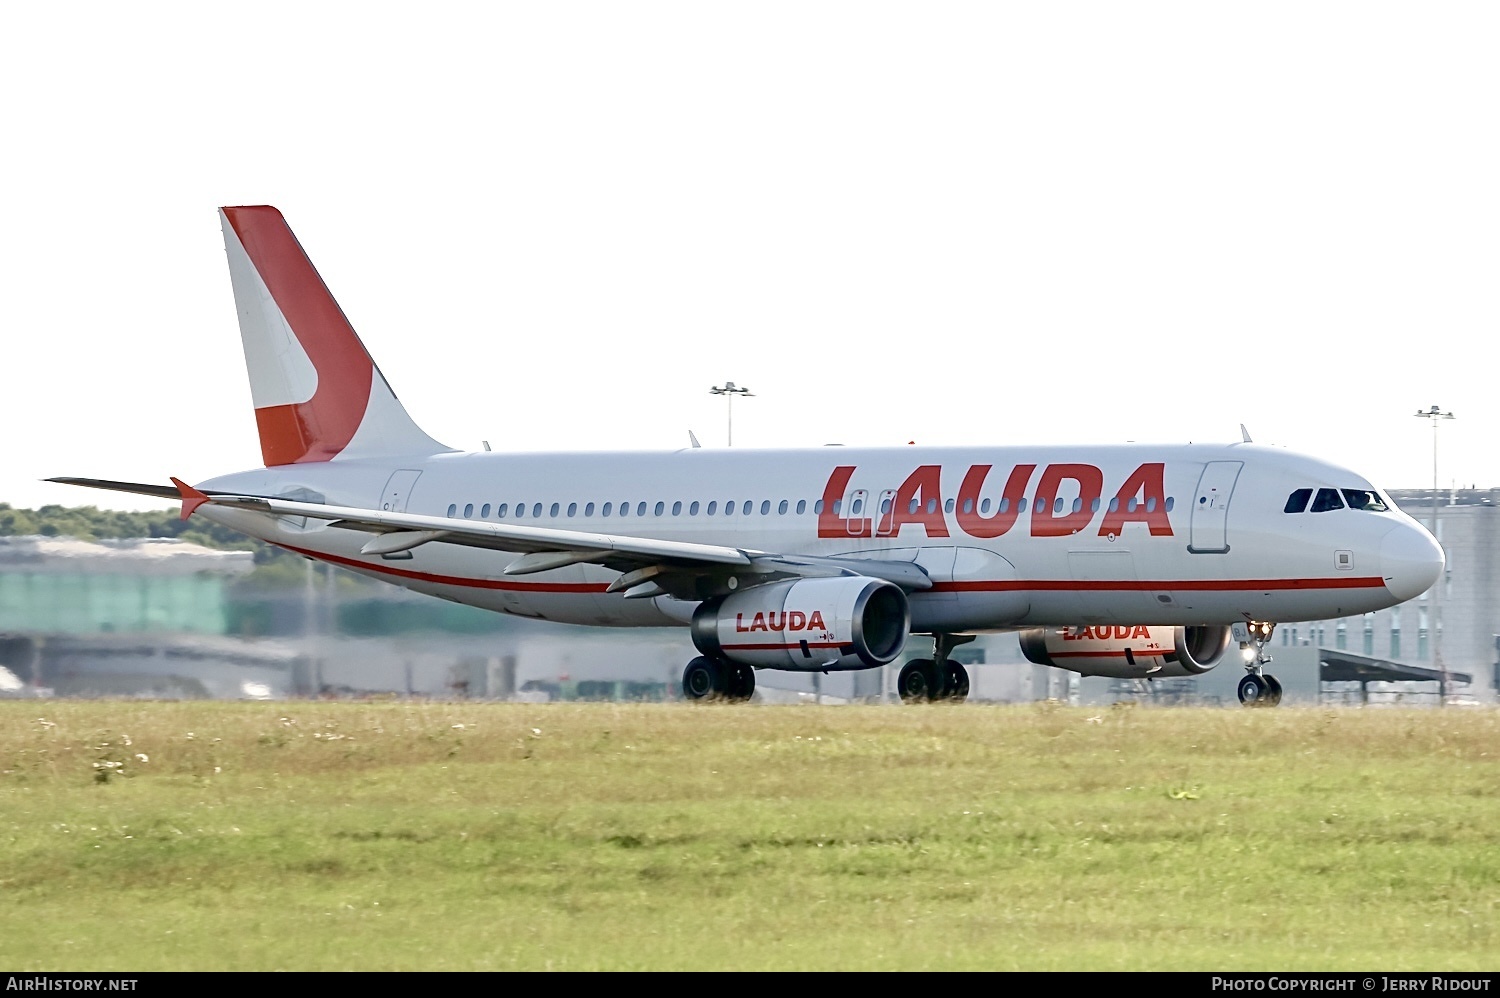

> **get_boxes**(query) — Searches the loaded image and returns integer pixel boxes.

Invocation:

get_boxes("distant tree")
[0,501,366,587]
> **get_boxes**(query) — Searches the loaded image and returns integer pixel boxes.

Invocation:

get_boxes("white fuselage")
[197,440,1441,635]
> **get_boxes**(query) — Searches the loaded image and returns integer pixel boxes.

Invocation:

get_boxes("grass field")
[1,699,1497,971]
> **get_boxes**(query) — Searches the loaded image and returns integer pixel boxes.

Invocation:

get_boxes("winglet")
[170,477,212,520]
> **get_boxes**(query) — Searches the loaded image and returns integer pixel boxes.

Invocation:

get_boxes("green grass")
[2,700,1498,970]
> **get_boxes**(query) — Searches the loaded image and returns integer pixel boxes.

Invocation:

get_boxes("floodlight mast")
[1413,405,1455,704]
[710,381,754,446]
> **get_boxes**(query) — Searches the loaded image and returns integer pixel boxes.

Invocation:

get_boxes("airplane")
[52,205,1445,706]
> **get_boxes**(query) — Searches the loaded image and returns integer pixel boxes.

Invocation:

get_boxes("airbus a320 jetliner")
[54,206,1445,706]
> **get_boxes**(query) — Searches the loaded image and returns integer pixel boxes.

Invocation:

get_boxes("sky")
[3,3,1497,513]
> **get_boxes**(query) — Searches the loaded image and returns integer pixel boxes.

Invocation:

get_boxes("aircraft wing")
[49,477,933,599]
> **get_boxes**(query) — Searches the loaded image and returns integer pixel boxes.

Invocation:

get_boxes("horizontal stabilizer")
[45,478,185,501]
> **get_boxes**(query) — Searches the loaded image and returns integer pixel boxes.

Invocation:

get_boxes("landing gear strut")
[681,656,756,703]
[1237,621,1283,707]
[897,633,974,704]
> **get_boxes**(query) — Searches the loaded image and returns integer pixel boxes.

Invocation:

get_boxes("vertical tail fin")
[219,205,452,466]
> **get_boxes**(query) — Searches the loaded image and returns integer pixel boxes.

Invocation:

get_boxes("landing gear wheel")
[1262,674,1283,707]
[1236,673,1263,705]
[682,656,726,701]
[898,659,942,704]
[1237,673,1280,707]
[942,662,970,703]
[725,662,756,703]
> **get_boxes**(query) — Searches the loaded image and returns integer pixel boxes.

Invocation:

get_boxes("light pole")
[710,381,753,446]
[1414,404,1455,704]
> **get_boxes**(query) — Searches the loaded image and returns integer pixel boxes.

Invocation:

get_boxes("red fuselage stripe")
[929,577,1385,592]
[278,542,610,593]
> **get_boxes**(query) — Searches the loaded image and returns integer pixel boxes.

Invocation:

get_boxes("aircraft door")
[380,469,423,513]
[875,490,899,536]
[845,489,869,536]
[1188,461,1242,554]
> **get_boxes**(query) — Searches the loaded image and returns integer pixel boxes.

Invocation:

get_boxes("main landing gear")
[1237,620,1283,707]
[681,656,755,703]
[897,634,975,704]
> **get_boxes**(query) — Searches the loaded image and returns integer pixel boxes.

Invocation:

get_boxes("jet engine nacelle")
[1017,624,1233,679]
[692,577,910,672]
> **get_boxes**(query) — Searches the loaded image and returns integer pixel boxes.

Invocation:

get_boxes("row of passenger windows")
[445,494,1176,520]
[1283,488,1389,514]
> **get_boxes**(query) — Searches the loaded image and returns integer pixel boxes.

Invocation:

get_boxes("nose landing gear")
[1236,621,1282,707]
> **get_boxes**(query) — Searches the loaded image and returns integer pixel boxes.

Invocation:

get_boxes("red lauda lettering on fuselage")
[735,610,828,633]
[816,462,1173,540]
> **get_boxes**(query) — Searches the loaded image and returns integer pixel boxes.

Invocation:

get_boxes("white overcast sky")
[3,3,1497,513]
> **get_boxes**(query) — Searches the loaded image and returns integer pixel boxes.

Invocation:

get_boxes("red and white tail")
[219,205,452,466]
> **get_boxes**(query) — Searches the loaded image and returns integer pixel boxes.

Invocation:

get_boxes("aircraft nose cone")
[1381,524,1444,602]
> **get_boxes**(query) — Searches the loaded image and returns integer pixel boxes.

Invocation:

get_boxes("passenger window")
[980,498,991,514]
[1127,498,1138,512]
[814,500,824,514]
[796,499,807,515]
[1054,498,1064,514]
[550,503,560,517]
[1145,497,1156,513]
[1165,497,1175,512]
[909,498,920,514]
[945,498,955,514]
[707,501,717,515]
[1072,498,1083,514]
[654,502,665,516]
[1108,497,1118,513]
[567,502,577,517]
[637,502,648,517]
[533,503,543,518]
[690,501,700,515]
[925,498,937,514]
[481,503,491,518]
[962,498,974,514]
[1310,488,1345,513]
[672,501,682,516]
[1090,498,1100,513]
[464,503,474,518]
[1017,498,1027,513]
[602,502,612,516]
[1284,488,1312,513]
[743,500,753,515]
[1342,489,1388,512]
[585,502,595,516]
[447,504,457,517]
[619,502,629,517]
[515,503,526,518]
[832,500,842,515]
[881,497,893,514]
[497,503,508,517]
[778,500,789,514]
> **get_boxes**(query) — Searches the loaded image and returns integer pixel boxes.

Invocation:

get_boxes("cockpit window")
[1342,489,1388,512]
[1284,488,1312,513]
[1309,487,1345,512]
